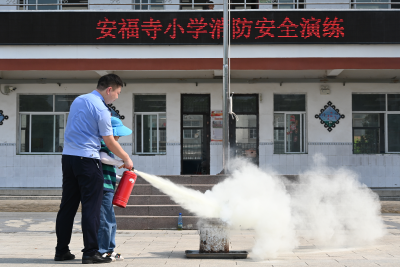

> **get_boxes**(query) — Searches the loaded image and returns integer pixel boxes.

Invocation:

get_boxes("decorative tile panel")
[315,101,345,132]
[107,103,125,120]
[0,110,9,126]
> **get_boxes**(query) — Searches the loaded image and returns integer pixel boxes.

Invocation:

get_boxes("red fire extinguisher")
[112,169,137,208]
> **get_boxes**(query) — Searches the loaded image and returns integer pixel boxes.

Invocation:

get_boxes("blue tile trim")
[211,142,223,145]
[0,143,15,146]
[308,142,352,145]
[119,143,132,146]
[129,142,352,147]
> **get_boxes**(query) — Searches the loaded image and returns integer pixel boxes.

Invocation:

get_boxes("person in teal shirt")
[98,116,132,262]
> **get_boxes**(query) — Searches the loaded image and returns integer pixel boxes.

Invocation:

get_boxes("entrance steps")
[115,175,227,230]
[1,177,400,229]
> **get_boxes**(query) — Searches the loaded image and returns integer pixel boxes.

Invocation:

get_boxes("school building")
[0,2,399,189]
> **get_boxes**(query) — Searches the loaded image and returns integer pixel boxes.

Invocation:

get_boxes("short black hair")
[97,74,124,91]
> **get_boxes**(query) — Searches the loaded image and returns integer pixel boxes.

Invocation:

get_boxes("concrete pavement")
[1,212,400,266]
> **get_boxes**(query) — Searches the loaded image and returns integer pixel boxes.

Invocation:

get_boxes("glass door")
[181,95,210,174]
[274,113,306,153]
[285,114,304,153]
[229,94,259,165]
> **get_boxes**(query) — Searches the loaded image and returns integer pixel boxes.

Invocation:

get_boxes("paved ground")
[0,200,81,212]
[1,212,400,266]
[1,200,400,213]
[0,200,400,215]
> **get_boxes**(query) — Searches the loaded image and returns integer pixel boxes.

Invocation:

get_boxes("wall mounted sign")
[0,11,398,45]
[0,110,9,125]
[211,110,223,141]
[108,103,125,120]
[315,101,345,132]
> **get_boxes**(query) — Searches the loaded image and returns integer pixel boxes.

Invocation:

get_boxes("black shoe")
[82,251,112,264]
[54,251,75,261]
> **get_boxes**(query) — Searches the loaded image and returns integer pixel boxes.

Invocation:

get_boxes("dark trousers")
[56,155,104,257]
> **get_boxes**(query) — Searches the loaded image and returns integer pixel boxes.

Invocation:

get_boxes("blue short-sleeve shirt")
[62,90,113,159]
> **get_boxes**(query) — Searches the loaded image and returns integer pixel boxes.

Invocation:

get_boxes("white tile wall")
[286,165,294,175]
[166,154,174,170]
[0,147,6,156]
[1,142,399,188]
[279,155,287,166]
[272,155,280,165]
[6,156,13,167]
[34,155,41,167]
[14,156,21,167]
[266,145,273,155]
[255,144,400,188]
[265,155,273,166]
[384,155,392,166]
[159,155,167,167]
[293,155,301,166]
[259,145,266,156]
[377,156,385,166]
[151,156,160,167]
[6,146,15,157]
[393,175,400,187]
[173,155,180,167]
[6,167,15,185]
[173,145,180,156]
[259,158,266,170]
[166,163,174,175]
[286,155,294,166]
[210,166,218,175]
[173,165,180,174]
[136,155,145,167]
[166,146,173,156]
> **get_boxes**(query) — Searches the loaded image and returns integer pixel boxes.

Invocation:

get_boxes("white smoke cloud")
[290,154,386,249]
[135,153,386,260]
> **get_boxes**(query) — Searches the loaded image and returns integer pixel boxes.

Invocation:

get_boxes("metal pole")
[222,0,229,174]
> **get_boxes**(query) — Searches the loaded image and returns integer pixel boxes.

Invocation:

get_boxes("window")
[269,0,304,9]
[273,94,306,154]
[230,0,259,9]
[183,116,202,139]
[134,95,166,154]
[180,0,208,10]
[352,94,400,154]
[135,0,163,10]
[353,0,390,9]
[179,0,259,10]
[183,129,200,139]
[19,94,79,154]
[278,0,295,9]
[24,0,89,10]
[249,128,257,139]
[62,0,88,10]
[25,0,59,10]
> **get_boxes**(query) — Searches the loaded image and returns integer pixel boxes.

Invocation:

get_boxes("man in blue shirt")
[54,74,133,264]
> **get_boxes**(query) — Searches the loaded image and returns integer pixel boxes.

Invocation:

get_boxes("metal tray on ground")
[185,250,248,259]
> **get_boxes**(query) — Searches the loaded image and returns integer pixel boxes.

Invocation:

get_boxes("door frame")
[229,94,259,166]
[180,94,211,175]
